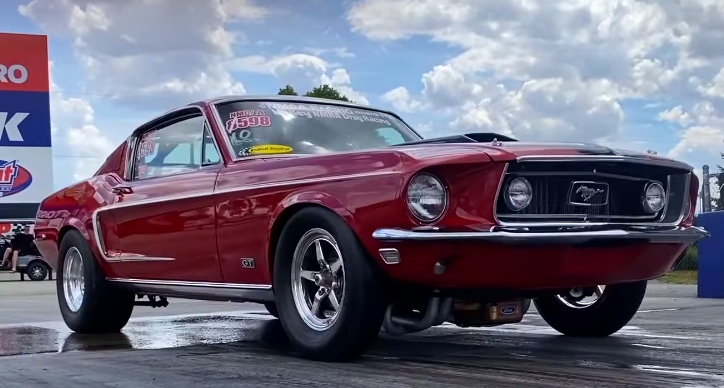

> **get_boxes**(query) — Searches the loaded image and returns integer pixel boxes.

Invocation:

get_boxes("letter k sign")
[0,112,28,142]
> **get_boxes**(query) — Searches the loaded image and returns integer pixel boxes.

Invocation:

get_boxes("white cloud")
[382,86,422,113]
[20,0,256,110]
[49,62,115,182]
[347,0,724,165]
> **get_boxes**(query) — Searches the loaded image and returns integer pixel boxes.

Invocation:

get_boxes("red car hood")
[393,141,693,170]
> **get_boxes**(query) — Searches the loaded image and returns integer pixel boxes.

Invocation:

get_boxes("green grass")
[659,270,698,285]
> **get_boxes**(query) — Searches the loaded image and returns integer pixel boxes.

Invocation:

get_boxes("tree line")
[277,84,352,102]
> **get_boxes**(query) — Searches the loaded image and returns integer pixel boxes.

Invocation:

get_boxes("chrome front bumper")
[372,225,710,245]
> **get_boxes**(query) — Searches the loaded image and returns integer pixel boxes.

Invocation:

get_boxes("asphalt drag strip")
[0,299,723,388]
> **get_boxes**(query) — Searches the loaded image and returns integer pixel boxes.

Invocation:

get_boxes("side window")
[196,125,221,165]
[133,115,207,180]
[375,127,407,145]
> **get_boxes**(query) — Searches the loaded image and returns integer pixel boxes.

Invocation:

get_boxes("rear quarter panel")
[34,174,122,272]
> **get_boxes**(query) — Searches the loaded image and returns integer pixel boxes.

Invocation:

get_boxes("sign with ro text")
[0,32,52,220]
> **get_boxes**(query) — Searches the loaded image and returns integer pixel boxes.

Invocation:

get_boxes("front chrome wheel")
[63,247,85,313]
[291,228,346,331]
[555,285,605,309]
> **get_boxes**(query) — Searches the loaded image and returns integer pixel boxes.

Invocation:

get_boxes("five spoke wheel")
[291,228,346,331]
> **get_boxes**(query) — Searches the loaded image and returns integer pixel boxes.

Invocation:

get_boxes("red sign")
[0,33,49,93]
[0,224,10,234]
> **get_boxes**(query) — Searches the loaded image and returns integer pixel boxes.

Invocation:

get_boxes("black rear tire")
[534,280,647,337]
[273,207,387,362]
[57,229,135,333]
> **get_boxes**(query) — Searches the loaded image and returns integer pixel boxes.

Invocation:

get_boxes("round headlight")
[505,177,533,211]
[643,182,666,213]
[407,173,447,222]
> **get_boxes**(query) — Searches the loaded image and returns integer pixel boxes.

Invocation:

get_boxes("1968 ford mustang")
[34,95,708,361]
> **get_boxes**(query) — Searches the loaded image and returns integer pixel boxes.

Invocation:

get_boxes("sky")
[3,0,724,207]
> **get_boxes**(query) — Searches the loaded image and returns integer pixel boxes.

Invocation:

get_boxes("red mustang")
[34,95,707,361]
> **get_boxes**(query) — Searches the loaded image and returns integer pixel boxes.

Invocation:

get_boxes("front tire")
[273,207,387,361]
[264,302,279,318]
[57,230,135,333]
[534,281,647,337]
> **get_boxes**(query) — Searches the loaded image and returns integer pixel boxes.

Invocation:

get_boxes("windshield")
[214,100,421,158]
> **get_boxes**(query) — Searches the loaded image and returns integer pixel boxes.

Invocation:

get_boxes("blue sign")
[0,90,51,148]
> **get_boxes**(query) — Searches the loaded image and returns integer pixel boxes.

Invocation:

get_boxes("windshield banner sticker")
[239,144,293,156]
[226,110,271,132]
[256,102,392,125]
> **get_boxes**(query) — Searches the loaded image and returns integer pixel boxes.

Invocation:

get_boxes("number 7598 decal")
[226,115,271,132]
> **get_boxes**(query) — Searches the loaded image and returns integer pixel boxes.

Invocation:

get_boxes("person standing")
[0,226,34,273]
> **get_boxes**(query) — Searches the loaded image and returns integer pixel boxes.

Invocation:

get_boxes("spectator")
[1,226,33,273]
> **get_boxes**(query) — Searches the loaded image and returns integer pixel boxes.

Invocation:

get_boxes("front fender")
[269,190,355,233]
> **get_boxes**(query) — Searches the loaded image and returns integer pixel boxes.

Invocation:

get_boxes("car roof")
[128,94,417,141]
[188,94,400,116]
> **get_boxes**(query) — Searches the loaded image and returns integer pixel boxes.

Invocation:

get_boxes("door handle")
[112,185,133,195]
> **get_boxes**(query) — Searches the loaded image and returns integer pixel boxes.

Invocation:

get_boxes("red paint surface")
[33,99,699,292]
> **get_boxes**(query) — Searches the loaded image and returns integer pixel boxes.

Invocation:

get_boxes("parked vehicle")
[0,233,51,281]
[33,95,708,361]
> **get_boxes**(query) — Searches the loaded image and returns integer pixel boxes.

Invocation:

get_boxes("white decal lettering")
[0,112,28,142]
[0,64,28,84]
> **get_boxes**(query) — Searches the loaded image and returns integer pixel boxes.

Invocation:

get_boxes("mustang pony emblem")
[576,185,605,202]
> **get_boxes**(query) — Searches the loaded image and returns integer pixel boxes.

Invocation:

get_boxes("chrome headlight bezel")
[642,182,666,213]
[504,177,533,211]
[406,173,448,223]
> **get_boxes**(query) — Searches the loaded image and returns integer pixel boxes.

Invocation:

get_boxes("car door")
[100,108,225,282]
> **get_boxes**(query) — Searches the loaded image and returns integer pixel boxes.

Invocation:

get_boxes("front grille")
[495,161,690,224]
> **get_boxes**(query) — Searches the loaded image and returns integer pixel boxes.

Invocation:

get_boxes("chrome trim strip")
[372,225,710,245]
[0,219,35,224]
[105,255,176,263]
[491,162,509,225]
[106,278,272,290]
[91,170,400,261]
[498,214,659,220]
[509,170,654,181]
[515,155,693,171]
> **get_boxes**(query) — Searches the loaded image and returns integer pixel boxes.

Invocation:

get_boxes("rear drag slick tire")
[57,230,135,333]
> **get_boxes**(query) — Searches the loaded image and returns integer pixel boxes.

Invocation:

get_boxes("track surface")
[1,277,723,387]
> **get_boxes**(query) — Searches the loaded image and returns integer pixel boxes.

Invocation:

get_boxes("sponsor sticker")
[0,159,32,198]
[240,144,293,156]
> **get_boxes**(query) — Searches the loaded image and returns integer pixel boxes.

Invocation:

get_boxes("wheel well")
[57,225,77,247]
[267,203,335,280]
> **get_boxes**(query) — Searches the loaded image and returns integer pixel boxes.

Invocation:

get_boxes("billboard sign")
[0,33,52,221]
